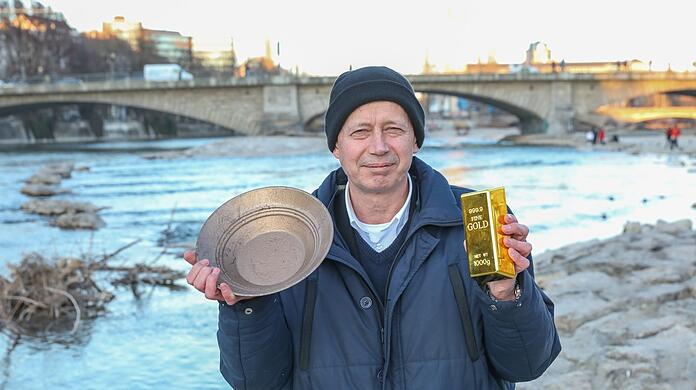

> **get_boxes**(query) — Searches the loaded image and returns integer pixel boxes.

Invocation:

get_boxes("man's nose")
[368,131,389,154]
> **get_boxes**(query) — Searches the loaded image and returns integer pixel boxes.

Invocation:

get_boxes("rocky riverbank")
[520,219,696,390]
[506,129,696,157]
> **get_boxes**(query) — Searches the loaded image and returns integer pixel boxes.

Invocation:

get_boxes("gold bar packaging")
[460,187,516,284]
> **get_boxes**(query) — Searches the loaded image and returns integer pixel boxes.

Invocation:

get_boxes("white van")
[143,64,193,81]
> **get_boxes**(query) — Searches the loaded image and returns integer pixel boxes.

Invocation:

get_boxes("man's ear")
[332,143,340,159]
[412,141,420,155]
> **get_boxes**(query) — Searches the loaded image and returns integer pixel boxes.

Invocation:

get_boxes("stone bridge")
[1,72,696,135]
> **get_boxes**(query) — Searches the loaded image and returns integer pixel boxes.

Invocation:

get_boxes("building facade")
[91,16,193,67]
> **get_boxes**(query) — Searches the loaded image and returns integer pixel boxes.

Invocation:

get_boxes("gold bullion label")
[461,187,516,280]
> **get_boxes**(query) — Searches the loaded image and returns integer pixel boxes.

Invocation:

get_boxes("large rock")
[52,211,105,230]
[627,267,691,286]
[554,291,621,333]
[595,345,664,389]
[20,184,69,197]
[25,172,62,185]
[21,199,106,230]
[39,162,74,178]
[655,219,693,234]
[21,199,101,216]
[622,221,641,234]
[520,371,594,390]
[544,271,617,295]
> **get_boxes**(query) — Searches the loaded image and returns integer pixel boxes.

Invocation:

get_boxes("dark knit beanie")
[324,66,425,151]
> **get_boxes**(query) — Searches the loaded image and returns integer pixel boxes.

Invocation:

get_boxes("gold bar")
[460,187,516,284]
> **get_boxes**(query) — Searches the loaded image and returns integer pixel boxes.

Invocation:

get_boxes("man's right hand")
[184,250,250,306]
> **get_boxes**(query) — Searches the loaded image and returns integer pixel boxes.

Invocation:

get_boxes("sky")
[38,0,696,76]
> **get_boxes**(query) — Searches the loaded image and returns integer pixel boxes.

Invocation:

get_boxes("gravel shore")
[142,135,327,159]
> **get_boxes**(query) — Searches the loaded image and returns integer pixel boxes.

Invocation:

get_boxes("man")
[184,66,561,389]
[585,129,595,144]
[670,124,681,150]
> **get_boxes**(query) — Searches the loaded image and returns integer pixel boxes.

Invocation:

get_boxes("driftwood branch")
[97,239,142,263]
[45,287,81,334]
[3,296,49,308]
[149,204,178,265]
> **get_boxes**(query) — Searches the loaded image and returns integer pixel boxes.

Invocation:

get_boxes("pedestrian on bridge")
[183,66,561,389]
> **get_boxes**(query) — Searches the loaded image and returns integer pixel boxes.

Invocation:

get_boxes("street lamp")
[276,41,281,74]
[107,52,116,80]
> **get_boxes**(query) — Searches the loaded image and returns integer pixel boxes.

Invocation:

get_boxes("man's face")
[332,101,419,196]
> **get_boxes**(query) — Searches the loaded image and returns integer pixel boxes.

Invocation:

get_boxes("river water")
[0,135,695,389]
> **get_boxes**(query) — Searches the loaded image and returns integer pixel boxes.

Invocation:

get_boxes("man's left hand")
[487,214,532,301]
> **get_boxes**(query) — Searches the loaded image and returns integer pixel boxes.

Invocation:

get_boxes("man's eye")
[351,129,368,136]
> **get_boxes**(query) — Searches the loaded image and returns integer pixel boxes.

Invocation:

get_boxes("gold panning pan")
[196,186,333,297]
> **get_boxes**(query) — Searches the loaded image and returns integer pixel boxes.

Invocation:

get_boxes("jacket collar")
[314,156,462,229]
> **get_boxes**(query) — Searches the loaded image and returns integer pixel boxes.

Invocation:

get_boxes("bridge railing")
[0,70,313,88]
[3,70,696,91]
[1,71,144,86]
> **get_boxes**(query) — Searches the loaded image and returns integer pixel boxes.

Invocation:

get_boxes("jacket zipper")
[379,218,459,388]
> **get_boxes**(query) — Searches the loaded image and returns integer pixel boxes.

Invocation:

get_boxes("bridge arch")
[416,89,545,133]
[0,87,266,135]
[669,89,696,98]
[300,89,546,135]
[583,80,696,111]
[302,111,325,133]
[0,100,234,139]
[592,88,696,125]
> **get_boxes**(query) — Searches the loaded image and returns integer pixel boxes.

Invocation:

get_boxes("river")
[0,135,695,389]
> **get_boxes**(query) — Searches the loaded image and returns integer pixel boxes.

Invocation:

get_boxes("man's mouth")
[364,162,394,169]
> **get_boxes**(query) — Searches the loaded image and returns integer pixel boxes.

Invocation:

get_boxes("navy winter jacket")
[217,157,561,389]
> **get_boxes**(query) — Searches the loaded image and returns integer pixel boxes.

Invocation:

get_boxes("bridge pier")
[19,109,56,140]
[78,104,105,138]
[519,117,548,134]
[261,85,303,134]
[545,81,575,134]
